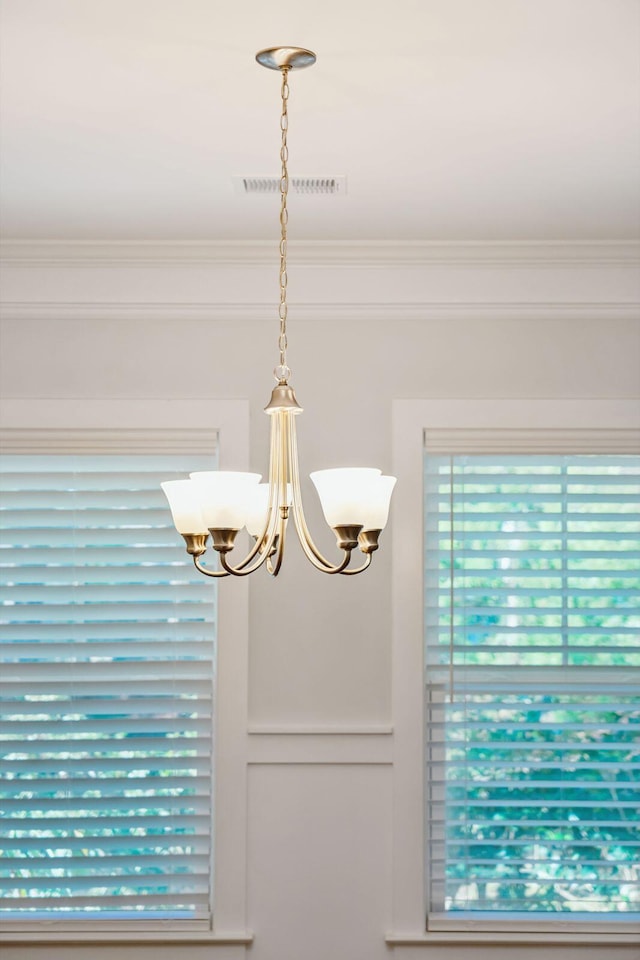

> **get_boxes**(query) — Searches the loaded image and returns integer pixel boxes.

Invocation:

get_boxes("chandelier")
[161,46,396,578]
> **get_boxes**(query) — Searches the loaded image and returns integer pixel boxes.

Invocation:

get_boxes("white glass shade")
[310,468,382,528]
[310,469,397,530]
[189,471,262,530]
[245,483,293,538]
[161,479,207,535]
[360,474,397,531]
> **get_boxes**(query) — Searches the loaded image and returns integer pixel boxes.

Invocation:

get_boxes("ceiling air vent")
[234,176,347,196]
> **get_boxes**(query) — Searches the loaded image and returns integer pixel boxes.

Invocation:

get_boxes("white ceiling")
[1,0,638,242]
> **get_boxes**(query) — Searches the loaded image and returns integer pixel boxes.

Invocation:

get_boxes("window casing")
[388,399,640,945]
[0,401,251,945]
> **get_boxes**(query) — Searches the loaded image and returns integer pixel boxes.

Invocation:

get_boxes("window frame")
[0,398,252,948]
[388,398,640,948]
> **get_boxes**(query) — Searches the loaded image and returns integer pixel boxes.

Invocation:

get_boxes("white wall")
[1,242,639,960]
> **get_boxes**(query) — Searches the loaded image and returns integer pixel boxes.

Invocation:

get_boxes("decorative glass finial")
[274,364,291,384]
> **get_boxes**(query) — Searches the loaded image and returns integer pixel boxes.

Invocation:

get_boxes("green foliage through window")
[425,455,639,916]
[0,454,216,919]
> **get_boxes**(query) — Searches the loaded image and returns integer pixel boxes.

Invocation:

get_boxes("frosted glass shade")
[189,471,262,530]
[360,474,397,531]
[310,468,382,528]
[161,479,207,535]
[245,483,292,538]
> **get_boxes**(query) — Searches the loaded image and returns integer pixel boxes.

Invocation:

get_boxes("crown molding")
[2,242,636,322]
[1,239,639,267]
[1,301,637,323]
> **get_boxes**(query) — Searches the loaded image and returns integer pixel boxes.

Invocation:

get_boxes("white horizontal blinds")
[424,453,640,918]
[0,452,216,920]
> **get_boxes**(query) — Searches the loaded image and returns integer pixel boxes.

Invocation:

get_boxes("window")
[388,400,639,946]
[424,449,639,923]
[0,448,217,922]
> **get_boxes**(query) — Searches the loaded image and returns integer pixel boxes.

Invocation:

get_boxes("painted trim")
[247,724,393,735]
[247,732,393,765]
[1,239,638,266]
[2,241,636,326]
[386,932,640,946]
[390,398,640,943]
[247,725,393,765]
[1,301,637,323]
[0,398,251,944]
[0,426,219,454]
[0,930,253,945]
[422,426,640,454]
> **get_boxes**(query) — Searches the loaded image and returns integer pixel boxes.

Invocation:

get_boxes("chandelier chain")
[277,67,290,382]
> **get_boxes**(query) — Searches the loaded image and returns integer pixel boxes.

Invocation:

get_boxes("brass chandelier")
[161,46,396,578]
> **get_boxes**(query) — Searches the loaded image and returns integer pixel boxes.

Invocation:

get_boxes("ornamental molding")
[0,300,637,323]
[1,239,639,267]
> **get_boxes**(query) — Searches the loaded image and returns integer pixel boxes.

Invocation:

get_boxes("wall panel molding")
[247,726,393,765]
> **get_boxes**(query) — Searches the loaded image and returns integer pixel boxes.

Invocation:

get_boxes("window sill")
[0,928,253,945]
[387,931,639,946]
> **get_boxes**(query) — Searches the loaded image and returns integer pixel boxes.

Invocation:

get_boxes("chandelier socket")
[264,383,304,414]
[256,47,316,71]
[182,533,209,557]
[358,529,382,554]
[209,528,239,554]
[333,525,364,551]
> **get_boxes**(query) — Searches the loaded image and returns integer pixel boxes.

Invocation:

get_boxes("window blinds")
[0,452,216,920]
[424,453,640,919]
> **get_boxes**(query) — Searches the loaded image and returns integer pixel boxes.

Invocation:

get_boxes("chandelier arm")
[217,521,280,575]
[218,531,279,576]
[286,413,355,574]
[302,542,353,574]
[263,410,289,571]
[232,412,281,570]
[266,513,287,576]
[339,553,373,576]
[233,517,275,569]
[216,415,282,575]
[216,498,282,577]
[200,513,279,577]
[192,555,231,578]
[230,508,276,570]
[204,408,283,579]
[293,531,353,574]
